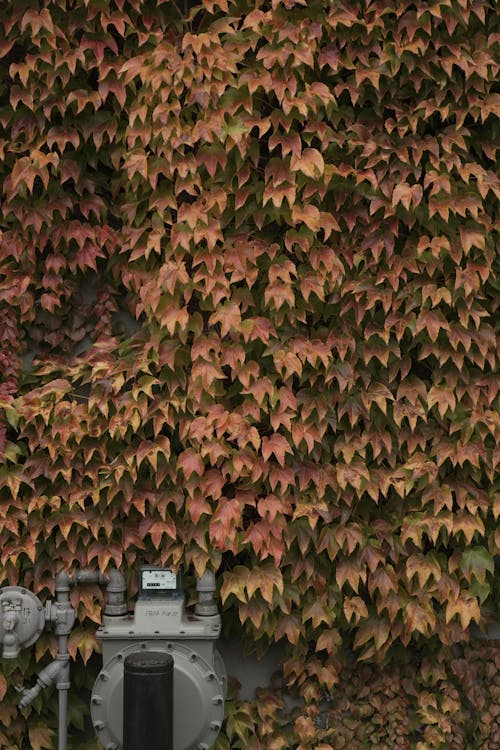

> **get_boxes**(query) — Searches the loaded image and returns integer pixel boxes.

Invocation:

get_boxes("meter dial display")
[141,568,177,592]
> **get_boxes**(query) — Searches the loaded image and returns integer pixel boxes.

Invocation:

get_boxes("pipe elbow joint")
[1,630,20,659]
[38,659,64,689]
[55,570,71,594]
[104,569,127,617]
[195,569,218,617]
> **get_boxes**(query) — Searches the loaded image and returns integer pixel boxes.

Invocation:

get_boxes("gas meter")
[91,567,226,750]
[0,566,225,750]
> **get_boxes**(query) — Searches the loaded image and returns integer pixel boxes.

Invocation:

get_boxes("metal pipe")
[17,659,63,709]
[58,687,68,750]
[71,568,108,587]
[55,654,70,750]
[104,569,127,617]
[195,569,218,617]
[15,569,123,747]
[51,567,125,747]
[123,651,174,750]
[54,571,74,750]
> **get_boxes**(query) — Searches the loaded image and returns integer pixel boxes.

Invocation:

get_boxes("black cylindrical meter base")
[123,651,174,750]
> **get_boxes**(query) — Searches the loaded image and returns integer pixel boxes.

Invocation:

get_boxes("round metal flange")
[0,586,45,653]
[91,641,225,750]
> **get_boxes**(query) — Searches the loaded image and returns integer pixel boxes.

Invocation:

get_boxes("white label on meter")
[142,569,177,590]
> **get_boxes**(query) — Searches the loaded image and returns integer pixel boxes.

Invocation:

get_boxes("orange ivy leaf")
[290,148,325,178]
[335,557,366,593]
[261,433,292,467]
[221,566,249,604]
[246,566,284,604]
[302,599,334,628]
[343,596,368,624]
[67,627,98,666]
[445,595,481,629]
[353,617,391,651]
[177,448,204,479]
[238,599,265,629]
[405,600,436,636]
[275,613,302,644]
[406,553,442,589]
[315,628,342,653]
[28,725,55,750]
[291,203,322,232]
[209,499,241,551]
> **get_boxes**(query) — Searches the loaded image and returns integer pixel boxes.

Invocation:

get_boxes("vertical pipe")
[55,637,70,750]
[58,687,68,750]
[123,651,174,750]
[54,572,74,750]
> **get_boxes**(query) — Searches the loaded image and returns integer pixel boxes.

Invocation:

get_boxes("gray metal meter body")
[91,567,226,750]
[0,587,45,658]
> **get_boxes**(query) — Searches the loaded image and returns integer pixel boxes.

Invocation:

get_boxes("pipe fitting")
[55,571,71,596]
[18,659,65,709]
[38,659,64,688]
[72,569,108,587]
[104,570,127,617]
[55,657,70,691]
[53,600,76,637]
[18,683,43,710]
[70,567,127,616]
[1,608,20,659]
[195,570,218,617]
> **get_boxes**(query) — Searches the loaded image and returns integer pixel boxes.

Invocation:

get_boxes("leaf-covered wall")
[0,0,498,747]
